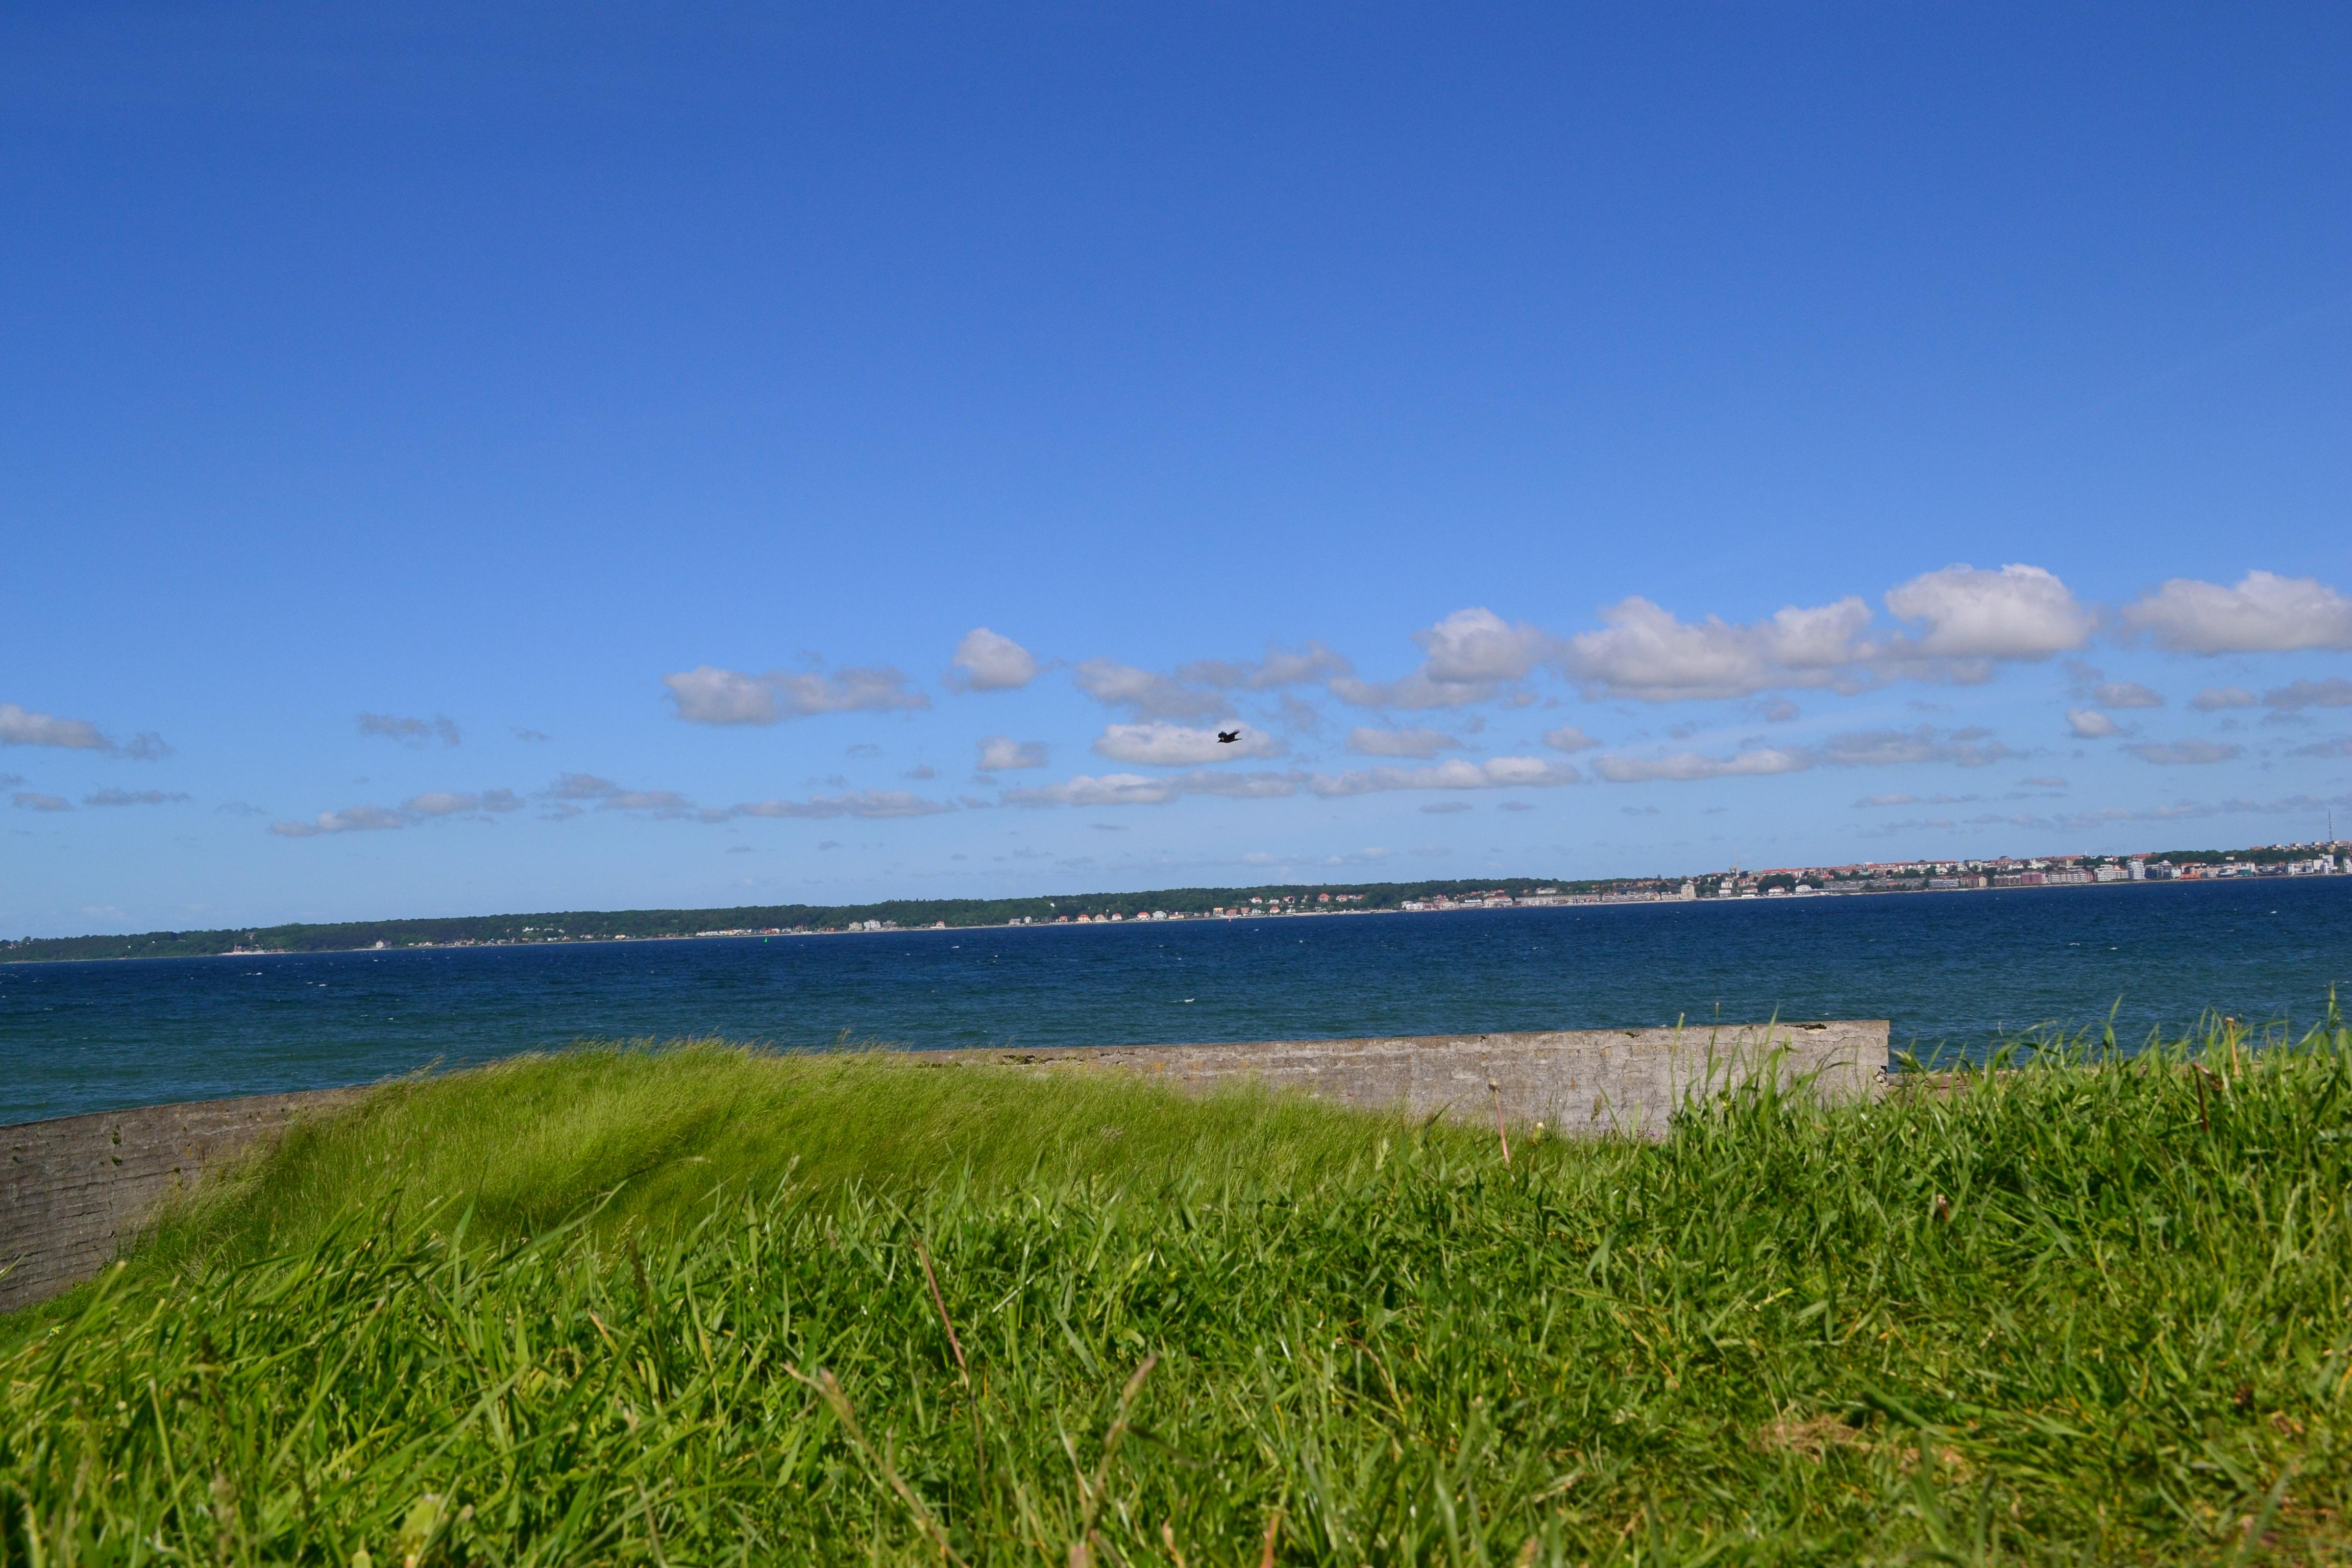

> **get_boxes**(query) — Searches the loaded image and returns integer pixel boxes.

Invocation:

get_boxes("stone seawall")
[1,1089,364,1313]
[921,1019,1888,1134]
[1,1020,1885,1312]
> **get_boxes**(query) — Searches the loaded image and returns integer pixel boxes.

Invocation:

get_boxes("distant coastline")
[7,839,2343,966]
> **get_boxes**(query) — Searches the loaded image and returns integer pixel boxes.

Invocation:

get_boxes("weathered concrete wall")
[2,1021,1885,1313]
[0,1089,362,1313]
[920,1019,1889,1135]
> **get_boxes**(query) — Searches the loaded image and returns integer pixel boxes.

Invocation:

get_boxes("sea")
[4,876,2348,1124]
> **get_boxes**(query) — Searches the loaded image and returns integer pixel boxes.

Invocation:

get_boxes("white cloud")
[2124,740,2243,766]
[1346,726,1461,758]
[1179,642,1352,689]
[2189,686,2259,712]
[12,791,71,812]
[948,628,1039,691]
[1593,747,1810,782]
[403,790,521,816]
[1541,724,1600,753]
[2121,571,2352,654]
[1413,608,1551,683]
[83,789,190,807]
[977,736,1048,770]
[0,702,164,757]
[2066,708,2122,739]
[271,803,408,837]
[1308,756,1582,796]
[2264,677,2352,710]
[1856,794,1919,807]
[1882,563,2094,661]
[540,773,716,819]
[274,787,525,835]
[358,712,460,747]
[1595,725,2012,782]
[2295,737,2352,758]
[1071,659,1230,721]
[663,664,929,724]
[733,791,954,819]
[1559,596,1871,701]
[2092,682,2164,709]
[1420,801,1474,814]
[1094,722,1280,765]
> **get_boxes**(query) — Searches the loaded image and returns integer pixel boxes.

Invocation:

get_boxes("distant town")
[4,839,2343,963]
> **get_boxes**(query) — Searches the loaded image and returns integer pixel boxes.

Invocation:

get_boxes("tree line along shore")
[4,841,2341,964]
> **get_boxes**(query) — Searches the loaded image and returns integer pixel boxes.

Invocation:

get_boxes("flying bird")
[1216,729,1241,744]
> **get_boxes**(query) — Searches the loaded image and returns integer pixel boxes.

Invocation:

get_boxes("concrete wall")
[1,1020,1885,1313]
[919,1020,1888,1135]
[0,1089,362,1313]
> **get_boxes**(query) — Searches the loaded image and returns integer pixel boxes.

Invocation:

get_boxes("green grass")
[8,1021,2352,1565]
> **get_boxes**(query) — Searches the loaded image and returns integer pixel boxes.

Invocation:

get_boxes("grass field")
[7,1018,2352,1565]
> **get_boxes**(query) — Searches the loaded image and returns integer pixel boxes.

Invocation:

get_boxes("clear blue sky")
[4,4,2348,936]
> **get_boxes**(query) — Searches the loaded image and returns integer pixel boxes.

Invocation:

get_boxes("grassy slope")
[8,1029,2352,1565]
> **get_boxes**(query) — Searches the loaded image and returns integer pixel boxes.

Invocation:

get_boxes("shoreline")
[8,868,2345,967]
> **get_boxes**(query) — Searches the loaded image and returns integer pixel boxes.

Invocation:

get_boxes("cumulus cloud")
[733,791,954,819]
[2189,686,2258,712]
[1179,642,1352,690]
[0,702,165,758]
[1071,659,1230,721]
[2264,677,2352,710]
[1542,724,1600,753]
[358,712,460,748]
[2120,571,2352,654]
[1,704,111,751]
[663,664,929,725]
[1309,756,1583,796]
[1558,596,1871,701]
[1332,610,1554,709]
[948,628,1040,691]
[2124,740,2243,766]
[1882,564,2094,661]
[1093,722,1281,766]
[12,791,71,812]
[2066,708,2123,739]
[977,736,1048,771]
[2092,682,2164,709]
[83,789,190,807]
[2294,737,2352,758]
[1346,726,1461,759]
[1413,608,1551,683]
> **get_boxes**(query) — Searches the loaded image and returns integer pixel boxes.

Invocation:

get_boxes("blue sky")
[3,4,2348,937]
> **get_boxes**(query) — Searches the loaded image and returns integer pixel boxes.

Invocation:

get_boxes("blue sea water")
[4,877,2348,1124]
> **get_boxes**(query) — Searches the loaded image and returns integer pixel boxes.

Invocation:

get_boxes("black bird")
[1216,729,1241,744]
